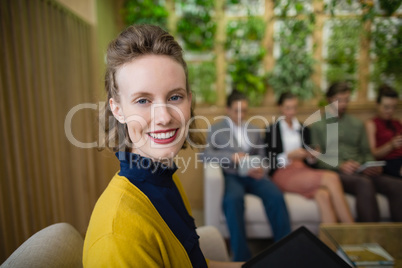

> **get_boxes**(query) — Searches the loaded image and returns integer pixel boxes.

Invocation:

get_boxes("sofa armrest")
[196,225,230,262]
[204,162,225,228]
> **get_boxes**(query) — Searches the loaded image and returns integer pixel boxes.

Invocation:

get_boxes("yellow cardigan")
[83,173,197,267]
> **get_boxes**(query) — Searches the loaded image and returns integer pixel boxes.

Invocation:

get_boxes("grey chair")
[1,222,229,267]
[1,222,84,268]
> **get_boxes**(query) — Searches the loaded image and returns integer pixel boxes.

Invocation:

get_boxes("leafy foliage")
[325,0,402,92]
[371,18,402,90]
[326,19,361,88]
[176,0,216,51]
[188,61,217,104]
[226,17,266,49]
[379,0,402,15]
[226,16,267,106]
[268,0,317,100]
[122,0,168,28]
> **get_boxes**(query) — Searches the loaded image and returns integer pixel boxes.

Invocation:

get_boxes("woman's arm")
[365,119,394,159]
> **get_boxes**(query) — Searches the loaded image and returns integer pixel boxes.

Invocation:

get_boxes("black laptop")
[242,226,351,268]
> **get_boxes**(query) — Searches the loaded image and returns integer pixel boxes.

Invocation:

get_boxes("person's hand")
[390,135,402,150]
[363,166,382,177]
[248,167,264,180]
[231,152,247,164]
[287,148,309,160]
[339,160,360,175]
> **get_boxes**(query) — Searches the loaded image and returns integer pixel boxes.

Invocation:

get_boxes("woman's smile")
[148,128,179,144]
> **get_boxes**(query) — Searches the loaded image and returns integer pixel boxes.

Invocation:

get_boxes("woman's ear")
[109,98,125,124]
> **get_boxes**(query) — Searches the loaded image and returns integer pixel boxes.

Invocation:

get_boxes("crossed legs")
[315,171,354,223]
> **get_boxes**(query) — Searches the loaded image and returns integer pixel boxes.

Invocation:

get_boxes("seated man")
[310,81,402,222]
[201,90,291,261]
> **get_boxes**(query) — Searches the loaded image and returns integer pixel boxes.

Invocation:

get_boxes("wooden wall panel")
[0,0,108,262]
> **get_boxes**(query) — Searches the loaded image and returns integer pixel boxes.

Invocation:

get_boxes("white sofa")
[204,162,391,238]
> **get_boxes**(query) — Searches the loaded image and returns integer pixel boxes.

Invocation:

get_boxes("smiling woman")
[109,54,192,162]
[83,24,241,268]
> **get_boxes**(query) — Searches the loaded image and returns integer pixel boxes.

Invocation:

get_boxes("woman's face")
[110,55,191,162]
[280,97,298,120]
[378,96,398,120]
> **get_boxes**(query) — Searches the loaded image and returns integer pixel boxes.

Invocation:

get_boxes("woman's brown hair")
[376,84,398,104]
[277,91,297,106]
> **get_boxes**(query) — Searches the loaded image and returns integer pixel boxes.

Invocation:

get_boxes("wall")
[0,0,123,262]
[55,0,96,24]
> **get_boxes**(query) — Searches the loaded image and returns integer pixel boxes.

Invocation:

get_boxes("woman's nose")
[153,104,173,125]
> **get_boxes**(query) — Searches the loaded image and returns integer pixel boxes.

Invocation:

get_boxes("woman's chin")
[133,147,180,162]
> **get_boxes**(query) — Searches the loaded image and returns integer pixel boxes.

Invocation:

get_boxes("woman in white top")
[265,92,354,223]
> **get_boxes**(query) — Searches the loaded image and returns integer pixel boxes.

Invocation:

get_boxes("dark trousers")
[339,172,402,222]
[384,158,402,178]
[222,172,291,262]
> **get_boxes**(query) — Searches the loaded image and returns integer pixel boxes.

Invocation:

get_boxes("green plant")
[268,0,317,100]
[379,0,402,15]
[371,18,402,91]
[122,0,168,28]
[275,0,311,17]
[226,17,266,49]
[225,16,267,106]
[326,19,361,88]
[325,0,376,21]
[176,0,216,51]
[188,61,217,104]
[228,51,267,106]
[268,19,316,100]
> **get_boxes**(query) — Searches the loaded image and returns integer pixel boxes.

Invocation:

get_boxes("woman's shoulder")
[84,173,190,267]
[365,117,376,128]
[88,174,164,231]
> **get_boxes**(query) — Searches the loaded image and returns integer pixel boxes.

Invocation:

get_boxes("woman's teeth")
[149,130,176,140]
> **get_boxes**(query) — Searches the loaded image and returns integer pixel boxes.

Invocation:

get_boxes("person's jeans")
[222,172,291,261]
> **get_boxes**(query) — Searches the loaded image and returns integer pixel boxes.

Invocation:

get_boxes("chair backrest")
[1,222,84,268]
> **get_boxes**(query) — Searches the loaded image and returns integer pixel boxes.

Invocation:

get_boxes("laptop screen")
[242,226,351,268]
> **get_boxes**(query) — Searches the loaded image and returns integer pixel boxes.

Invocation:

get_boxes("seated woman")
[83,24,242,267]
[365,84,402,178]
[264,92,354,223]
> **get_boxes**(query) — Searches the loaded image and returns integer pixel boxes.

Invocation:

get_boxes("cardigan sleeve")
[84,233,164,268]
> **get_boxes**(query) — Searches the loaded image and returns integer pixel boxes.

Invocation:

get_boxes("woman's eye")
[169,95,183,101]
[136,99,149,104]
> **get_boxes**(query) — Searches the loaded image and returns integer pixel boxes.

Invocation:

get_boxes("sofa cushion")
[220,193,390,225]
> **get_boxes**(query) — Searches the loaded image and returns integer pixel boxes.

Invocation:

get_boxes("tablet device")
[242,226,351,268]
[355,161,386,173]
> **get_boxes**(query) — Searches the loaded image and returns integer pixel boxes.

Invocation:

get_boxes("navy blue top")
[116,152,207,268]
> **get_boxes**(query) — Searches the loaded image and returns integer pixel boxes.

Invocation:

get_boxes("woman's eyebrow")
[130,88,186,99]
[130,92,153,99]
[169,87,187,94]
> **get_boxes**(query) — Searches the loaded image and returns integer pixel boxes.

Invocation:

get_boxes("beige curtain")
[0,0,114,261]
